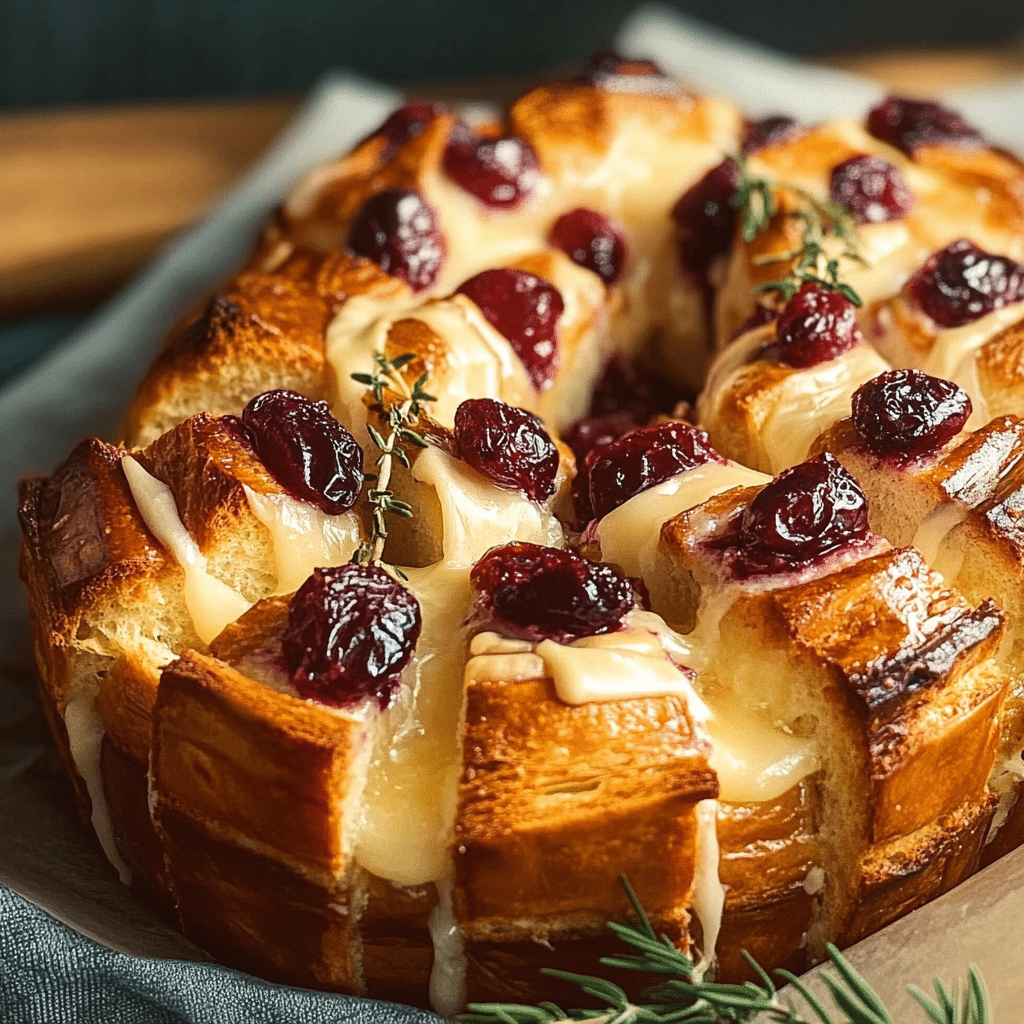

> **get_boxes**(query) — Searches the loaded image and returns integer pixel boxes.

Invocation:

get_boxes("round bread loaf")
[18,57,1024,1014]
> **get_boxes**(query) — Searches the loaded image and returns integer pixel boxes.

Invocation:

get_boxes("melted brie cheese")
[64,692,132,884]
[428,871,468,1016]
[121,457,251,645]
[760,344,890,473]
[243,487,361,594]
[412,445,563,568]
[597,461,768,586]
[354,563,472,887]
[690,798,724,981]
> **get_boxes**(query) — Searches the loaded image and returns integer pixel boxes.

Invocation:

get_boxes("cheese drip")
[355,563,472,886]
[596,461,768,605]
[912,502,968,584]
[64,692,131,884]
[429,871,468,1016]
[760,344,891,473]
[921,303,1024,428]
[121,457,250,644]
[413,445,564,568]
[242,486,361,594]
[691,798,723,981]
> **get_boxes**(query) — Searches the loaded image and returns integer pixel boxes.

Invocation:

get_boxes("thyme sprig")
[459,878,990,1024]
[350,352,435,577]
[731,156,866,307]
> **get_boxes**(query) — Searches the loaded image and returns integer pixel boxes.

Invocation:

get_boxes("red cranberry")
[456,268,563,389]
[471,542,633,643]
[565,410,636,523]
[453,398,558,501]
[588,421,724,521]
[238,390,363,516]
[764,283,862,368]
[348,189,444,291]
[442,129,539,210]
[362,102,444,157]
[573,51,672,92]
[851,370,971,458]
[830,154,913,224]
[671,159,740,285]
[742,116,803,154]
[867,96,982,156]
[729,453,870,579]
[907,239,1024,328]
[549,208,627,285]
[732,303,779,340]
[282,565,421,709]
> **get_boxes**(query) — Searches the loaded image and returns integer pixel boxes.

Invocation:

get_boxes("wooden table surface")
[3,46,1023,323]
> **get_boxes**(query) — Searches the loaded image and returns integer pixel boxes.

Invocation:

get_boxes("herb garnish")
[732,157,866,307]
[351,352,435,578]
[460,878,990,1024]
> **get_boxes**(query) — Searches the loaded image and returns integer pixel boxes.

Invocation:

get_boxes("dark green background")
[2,0,1022,108]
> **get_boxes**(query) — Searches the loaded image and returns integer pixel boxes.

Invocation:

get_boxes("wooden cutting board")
[2,48,1022,322]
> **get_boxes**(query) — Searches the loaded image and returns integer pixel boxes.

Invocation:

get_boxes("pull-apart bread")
[18,56,1024,1013]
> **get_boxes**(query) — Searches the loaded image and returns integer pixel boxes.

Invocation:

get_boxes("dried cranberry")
[742,116,803,154]
[348,189,444,291]
[732,303,779,340]
[587,356,683,423]
[830,154,913,224]
[549,208,626,285]
[238,390,363,516]
[907,239,1024,328]
[729,453,870,579]
[453,398,558,501]
[763,283,862,368]
[588,421,724,521]
[442,129,539,210]
[282,565,421,709]
[471,542,633,643]
[851,370,971,458]
[456,268,563,389]
[867,96,982,156]
[672,159,740,285]
[577,50,671,91]
[362,102,444,157]
[565,410,636,523]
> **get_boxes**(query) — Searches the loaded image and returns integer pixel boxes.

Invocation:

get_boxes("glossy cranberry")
[453,398,559,501]
[471,542,633,643]
[456,268,563,389]
[565,410,636,523]
[348,189,444,291]
[732,303,779,340]
[672,159,740,284]
[549,208,627,285]
[742,115,803,154]
[238,390,363,516]
[764,283,862,368]
[830,154,913,224]
[730,453,870,579]
[588,421,724,520]
[443,129,539,210]
[573,51,672,91]
[907,239,1024,328]
[363,102,444,156]
[851,370,972,458]
[867,96,982,156]
[283,565,421,709]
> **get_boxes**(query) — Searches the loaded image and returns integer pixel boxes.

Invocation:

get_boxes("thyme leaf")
[350,352,434,577]
[458,878,992,1024]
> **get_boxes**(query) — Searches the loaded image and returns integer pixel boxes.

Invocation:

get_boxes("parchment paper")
[4,4,1024,1018]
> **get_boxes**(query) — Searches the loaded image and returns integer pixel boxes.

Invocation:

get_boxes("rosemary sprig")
[459,877,991,1024]
[731,156,865,307]
[350,352,435,578]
